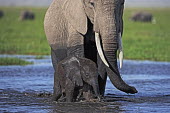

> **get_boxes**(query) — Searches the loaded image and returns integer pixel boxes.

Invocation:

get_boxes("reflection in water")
[0,55,170,113]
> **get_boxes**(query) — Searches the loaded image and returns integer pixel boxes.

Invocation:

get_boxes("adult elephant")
[44,0,137,98]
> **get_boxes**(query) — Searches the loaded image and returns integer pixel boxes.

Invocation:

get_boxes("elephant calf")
[54,56,101,102]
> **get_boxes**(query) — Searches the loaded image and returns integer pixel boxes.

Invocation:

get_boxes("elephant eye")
[89,0,95,7]
[85,73,90,78]
[90,2,94,6]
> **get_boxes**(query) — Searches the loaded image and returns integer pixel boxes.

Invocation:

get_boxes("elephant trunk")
[95,3,137,94]
[101,28,137,94]
[107,68,138,94]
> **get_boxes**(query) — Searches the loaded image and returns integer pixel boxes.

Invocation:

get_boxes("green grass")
[0,7,50,55]
[35,55,44,59]
[0,7,169,62]
[0,57,33,65]
[123,8,170,61]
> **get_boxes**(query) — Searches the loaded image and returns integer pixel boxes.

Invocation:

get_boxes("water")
[0,55,170,113]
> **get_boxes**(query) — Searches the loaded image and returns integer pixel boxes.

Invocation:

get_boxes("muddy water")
[0,55,170,113]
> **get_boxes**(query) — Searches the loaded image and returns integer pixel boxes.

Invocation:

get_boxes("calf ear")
[62,0,87,35]
[65,67,83,86]
[65,66,83,86]
[57,63,65,77]
[74,71,83,86]
[66,69,83,86]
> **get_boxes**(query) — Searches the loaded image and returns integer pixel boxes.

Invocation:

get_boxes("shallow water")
[0,55,170,113]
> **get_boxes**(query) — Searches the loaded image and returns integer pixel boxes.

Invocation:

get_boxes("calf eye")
[86,73,90,78]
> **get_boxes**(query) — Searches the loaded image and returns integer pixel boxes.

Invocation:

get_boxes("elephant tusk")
[119,51,123,69]
[95,32,109,67]
[118,32,123,69]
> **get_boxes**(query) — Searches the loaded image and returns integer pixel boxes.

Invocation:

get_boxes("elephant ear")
[62,0,87,35]
[63,58,83,87]
[74,70,83,87]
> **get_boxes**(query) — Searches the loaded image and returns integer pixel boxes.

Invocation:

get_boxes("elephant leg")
[51,48,58,71]
[53,85,62,101]
[53,71,62,101]
[76,89,83,101]
[82,84,95,101]
[98,74,107,96]
[97,54,107,96]
[67,25,84,57]
[65,78,75,102]
[51,48,67,71]
[51,48,67,101]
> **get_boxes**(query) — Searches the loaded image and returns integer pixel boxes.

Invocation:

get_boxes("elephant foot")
[83,98,101,102]
[82,91,102,102]
[83,90,95,101]
[55,95,66,102]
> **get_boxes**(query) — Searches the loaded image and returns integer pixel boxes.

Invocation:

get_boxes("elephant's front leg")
[53,71,62,101]
[65,78,75,102]
[97,54,107,96]
[67,26,84,57]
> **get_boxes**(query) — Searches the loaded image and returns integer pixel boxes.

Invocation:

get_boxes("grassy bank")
[123,8,170,61]
[0,7,169,61]
[0,57,33,65]
[0,7,50,55]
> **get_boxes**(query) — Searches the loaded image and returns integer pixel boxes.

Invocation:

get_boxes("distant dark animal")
[54,56,101,102]
[130,12,153,22]
[19,10,35,21]
[0,10,4,18]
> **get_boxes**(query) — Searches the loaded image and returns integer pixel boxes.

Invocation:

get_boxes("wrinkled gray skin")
[44,0,137,98]
[54,56,101,102]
